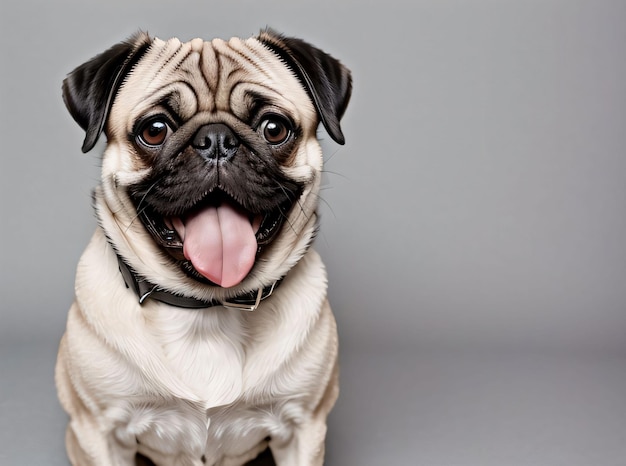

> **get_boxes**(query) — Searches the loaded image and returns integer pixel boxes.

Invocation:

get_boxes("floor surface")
[2,337,626,465]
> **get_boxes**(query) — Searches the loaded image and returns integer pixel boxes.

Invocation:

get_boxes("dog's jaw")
[134,188,302,288]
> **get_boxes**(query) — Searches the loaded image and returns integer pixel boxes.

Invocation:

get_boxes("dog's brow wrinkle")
[159,95,182,123]
[157,41,189,75]
[228,39,275,80]
[199,42,219,95]
[171,49,192,74]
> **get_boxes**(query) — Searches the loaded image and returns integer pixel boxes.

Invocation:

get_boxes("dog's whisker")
[125,204,151,233]
[320,169,349,181]
[134,179,160,211]
[273,179,310,223]
[323,146,343,164]
[276,203,298,236]
[125,179,161,232]
[311,192,337,220]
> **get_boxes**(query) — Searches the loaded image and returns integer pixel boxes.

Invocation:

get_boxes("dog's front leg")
[270,360,339,466]
[57,334,138,466]
[65,418,137,466]
[269,415,329,466]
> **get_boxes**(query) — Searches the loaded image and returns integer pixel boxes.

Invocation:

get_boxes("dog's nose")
[191,123,240,161]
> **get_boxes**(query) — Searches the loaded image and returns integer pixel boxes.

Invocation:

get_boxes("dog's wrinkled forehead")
[63,30,351,153]
[112,36,315,129]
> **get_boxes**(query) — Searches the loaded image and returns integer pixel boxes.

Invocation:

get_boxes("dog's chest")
[145,308,248,407]
[134,306,308,462]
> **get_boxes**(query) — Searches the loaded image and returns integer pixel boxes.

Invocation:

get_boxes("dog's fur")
[55,30,351,466]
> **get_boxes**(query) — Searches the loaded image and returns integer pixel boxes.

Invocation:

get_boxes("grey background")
[2,0,626,465]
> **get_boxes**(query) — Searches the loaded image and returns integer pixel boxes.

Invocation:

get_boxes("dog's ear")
[258,29,352,145]
[62,32,152,153]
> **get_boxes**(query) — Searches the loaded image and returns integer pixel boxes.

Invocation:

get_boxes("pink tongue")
[182,203,257,288]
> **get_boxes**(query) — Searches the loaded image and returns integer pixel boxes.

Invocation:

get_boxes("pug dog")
[55,29,351,466]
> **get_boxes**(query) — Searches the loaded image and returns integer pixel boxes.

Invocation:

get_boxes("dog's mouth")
[137,191,293,288]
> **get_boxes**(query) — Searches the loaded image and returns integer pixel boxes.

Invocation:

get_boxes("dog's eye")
[138,119,171,147]
[259,117,291,145]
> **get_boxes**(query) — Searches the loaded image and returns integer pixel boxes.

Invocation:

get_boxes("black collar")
[117,255,279,311]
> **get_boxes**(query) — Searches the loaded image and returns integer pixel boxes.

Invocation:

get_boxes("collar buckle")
[220,281,277,311]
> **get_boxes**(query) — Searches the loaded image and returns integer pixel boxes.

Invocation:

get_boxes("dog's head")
[63,30,351,300]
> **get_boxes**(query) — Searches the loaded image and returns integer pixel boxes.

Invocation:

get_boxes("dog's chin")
[135,189,296,288]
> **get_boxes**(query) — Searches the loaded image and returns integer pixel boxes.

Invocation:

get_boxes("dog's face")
[63,31,351,297]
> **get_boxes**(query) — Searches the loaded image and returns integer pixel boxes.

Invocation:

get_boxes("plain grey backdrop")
[2,1,626,465]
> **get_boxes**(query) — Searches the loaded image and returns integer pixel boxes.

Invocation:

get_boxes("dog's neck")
[116,255,279,311]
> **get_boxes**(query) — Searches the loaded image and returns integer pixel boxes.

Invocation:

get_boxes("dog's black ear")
[258,29,352,145]
[62,32,152,153]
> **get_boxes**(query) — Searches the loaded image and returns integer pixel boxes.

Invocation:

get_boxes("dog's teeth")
[252,215,263,234]
[171,217,186,240]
